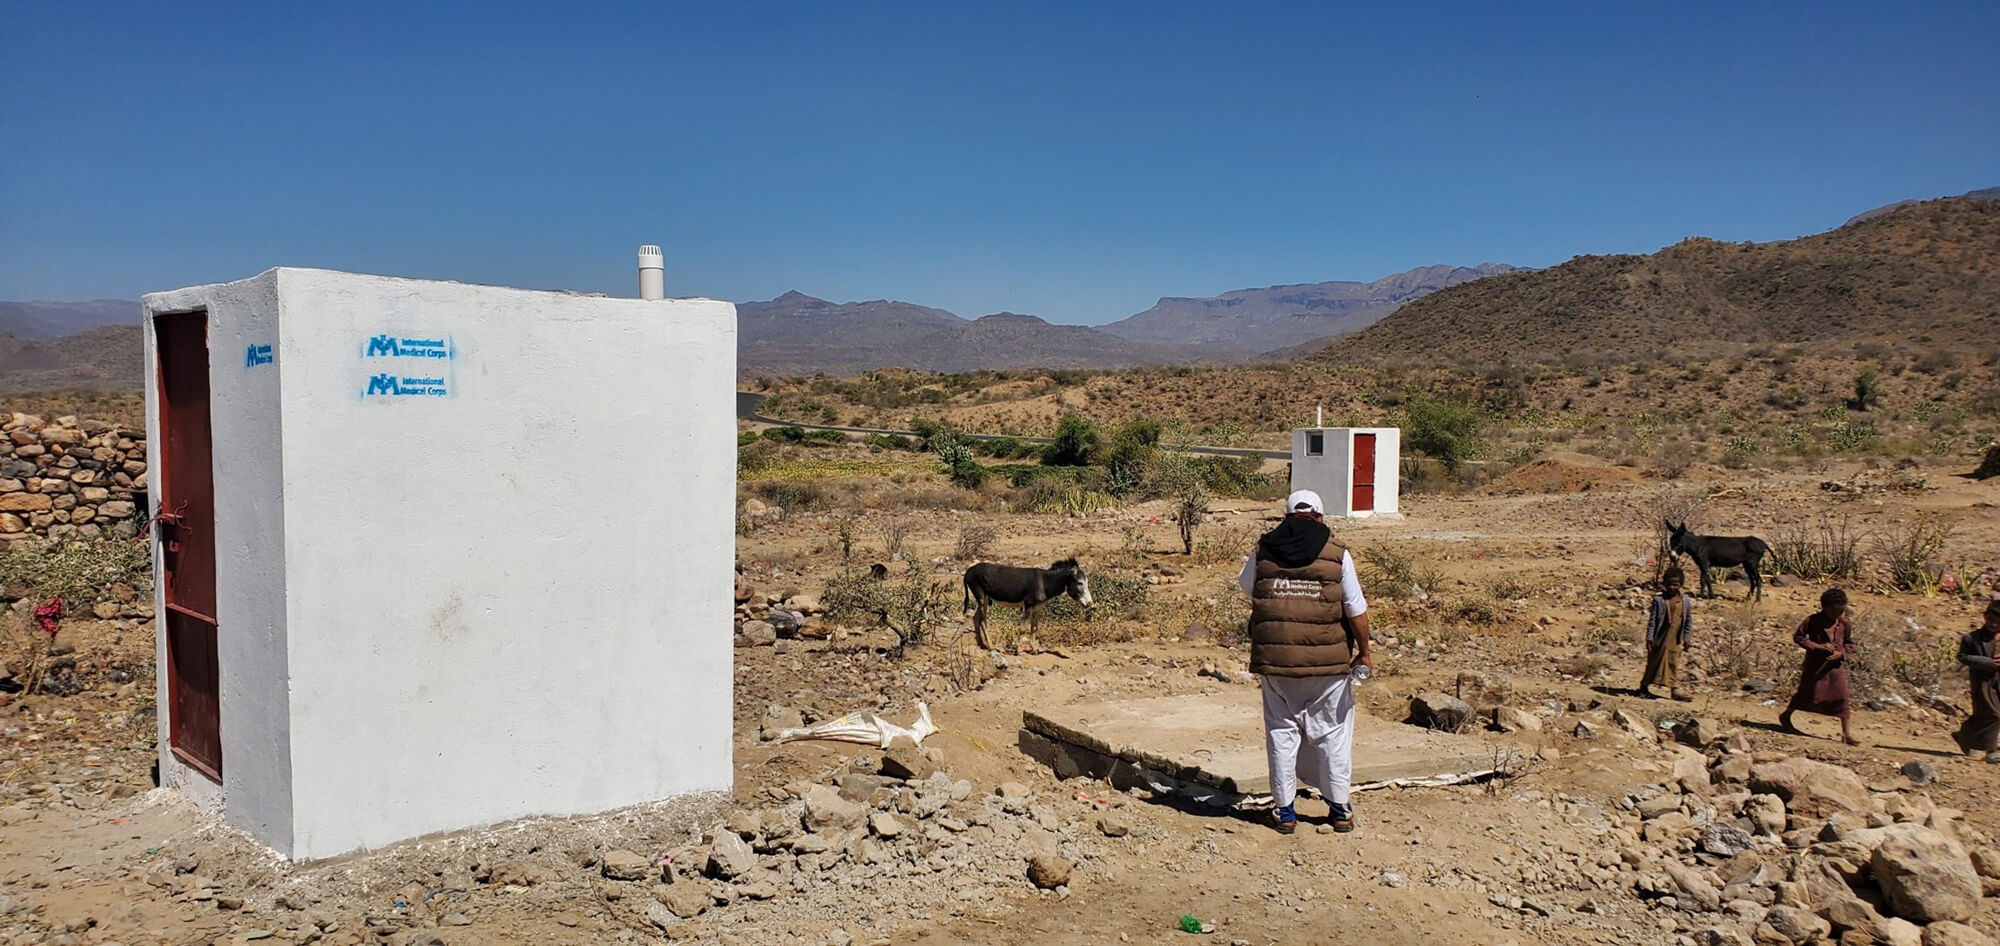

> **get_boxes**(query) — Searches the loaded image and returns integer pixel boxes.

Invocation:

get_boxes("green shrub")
[1849,371,1882,412]
[1042,414,1102,467]
[972,436,1034,459]
[738,439,780,473]
[1398,391,1486,473]
[934,437,987,488]
[992,464,1090,488]
[761,425,811,443]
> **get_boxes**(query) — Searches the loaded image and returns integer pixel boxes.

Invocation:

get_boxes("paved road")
[735,391,1290,460]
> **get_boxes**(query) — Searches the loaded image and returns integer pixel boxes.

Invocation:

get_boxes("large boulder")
[1748,757,1869,820]
[1870,824,1982,924]
[1408,692,1473,732]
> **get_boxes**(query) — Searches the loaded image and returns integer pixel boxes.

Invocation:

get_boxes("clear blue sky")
[3,1,1995,324]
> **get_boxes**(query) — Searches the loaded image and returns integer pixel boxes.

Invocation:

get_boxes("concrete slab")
[1021,688,1501,797]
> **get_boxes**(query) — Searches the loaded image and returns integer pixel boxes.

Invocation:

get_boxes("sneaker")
[1985,751,2000,765]
[1330,802,1355,833]
[1268,804,1297,835]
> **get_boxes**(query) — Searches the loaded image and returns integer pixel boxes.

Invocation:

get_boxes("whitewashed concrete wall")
[143,271,295,847]
[144,268,737,860]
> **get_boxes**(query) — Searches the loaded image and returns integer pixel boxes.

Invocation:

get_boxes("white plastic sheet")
[774,702,937,748]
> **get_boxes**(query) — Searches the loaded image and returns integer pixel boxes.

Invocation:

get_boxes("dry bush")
[1769,514,1866,581]
[0,537,152,605]
[1486,573,1531,601]
[1842,610,1958,698]
[1191,521,1260,567]
[820,563,950,656]
[1358,545,1443,601]
[1176,581,1252,642]
[0,537,152,697]
[1700,602,1792,689]
[1447,597,1502,627]
[880,517,912,560]
[954,524,997,562]
[1641,486,1710,581]
[1873,514,1955,594]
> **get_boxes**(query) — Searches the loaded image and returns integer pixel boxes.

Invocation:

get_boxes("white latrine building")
[142,260,735,859]
[1289,427,1401,518]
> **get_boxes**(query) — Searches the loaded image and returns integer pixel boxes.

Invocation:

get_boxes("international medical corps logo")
[360,332,456,398]
[364,335,453,359]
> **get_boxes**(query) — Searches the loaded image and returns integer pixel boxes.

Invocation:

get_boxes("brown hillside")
[1326,197,2000,366]
[0,324,144,395]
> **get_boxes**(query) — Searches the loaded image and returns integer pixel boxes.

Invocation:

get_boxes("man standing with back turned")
[1238,489,1373,834]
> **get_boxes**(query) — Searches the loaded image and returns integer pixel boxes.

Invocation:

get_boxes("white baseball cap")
[1286,490,1324,515]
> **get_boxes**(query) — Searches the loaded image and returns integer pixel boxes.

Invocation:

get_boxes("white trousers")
[1261,673,1355,808]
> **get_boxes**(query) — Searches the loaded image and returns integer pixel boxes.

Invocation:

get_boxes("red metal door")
[1352,433,1376,513]
[155,312,222,781]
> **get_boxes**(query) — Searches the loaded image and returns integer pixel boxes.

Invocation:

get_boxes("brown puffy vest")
[1250,538,1353,677]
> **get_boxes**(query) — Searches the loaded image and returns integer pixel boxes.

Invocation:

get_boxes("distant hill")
[737,292,1202,377]
[0,324,145,394]
[1327,196,2000,366]
[0,300,137,341]
[1843,185,2000,227]
[1097,263,1520,356]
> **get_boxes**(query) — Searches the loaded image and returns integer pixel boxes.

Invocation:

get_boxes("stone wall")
[0,413,148,547]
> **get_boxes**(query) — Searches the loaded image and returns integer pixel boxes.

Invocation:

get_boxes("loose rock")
[600,850,654,882]
[1408,692,1474,732]
[1026,853,1072,890]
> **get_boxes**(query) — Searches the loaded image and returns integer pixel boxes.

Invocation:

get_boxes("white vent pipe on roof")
[638,245,665,300]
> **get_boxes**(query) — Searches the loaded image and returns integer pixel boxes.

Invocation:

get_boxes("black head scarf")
[1259,514,1331,569]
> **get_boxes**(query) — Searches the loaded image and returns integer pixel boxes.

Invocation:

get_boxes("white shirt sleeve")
[1238,554,1257,598]
[1341,549,1368,616]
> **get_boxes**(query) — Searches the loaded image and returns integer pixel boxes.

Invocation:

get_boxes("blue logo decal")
[364,373,449,398]
[364,335,452,359]
[245,344,274,367]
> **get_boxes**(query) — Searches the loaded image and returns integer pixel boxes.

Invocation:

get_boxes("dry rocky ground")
[1,452,1997,946]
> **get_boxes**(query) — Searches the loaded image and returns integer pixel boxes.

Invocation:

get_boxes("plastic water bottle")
[1351,664,1372,683]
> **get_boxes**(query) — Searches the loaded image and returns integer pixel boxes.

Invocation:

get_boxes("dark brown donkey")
[962,558,1093,650]
[1667,521,1770,601]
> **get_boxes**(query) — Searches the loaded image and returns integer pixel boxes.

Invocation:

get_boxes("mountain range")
[4,186,1992,392]
[0,299,138,341]
[1097,263,1520,357]
[1329,194,2000,366]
